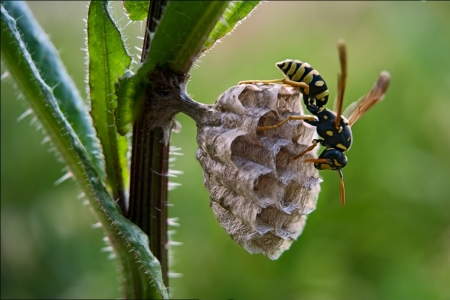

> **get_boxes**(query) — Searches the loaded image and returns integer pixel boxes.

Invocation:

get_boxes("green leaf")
[2,1,106,180]
[123,0,150,21]
[1,5,168,299]
[116,1,230,135]
[203,1,260,52]
[115,70,145,136]
[87,1,130,210]
[146,1,230,73]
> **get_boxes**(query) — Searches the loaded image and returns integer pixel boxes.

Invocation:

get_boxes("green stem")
[128,1,169,297]
[129,116,170,287]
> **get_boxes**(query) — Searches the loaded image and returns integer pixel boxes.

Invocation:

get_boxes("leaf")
[146,1,230,73]
[116,1,230,135]
[87,1,130,209]
[2,1,106,180]
[115,70,145,136]
[123,0,150,21]
[1,5,168,299]
[203,1,260,52]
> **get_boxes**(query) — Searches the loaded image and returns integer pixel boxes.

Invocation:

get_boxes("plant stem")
[128,0,169,295]
[129,116,169,284]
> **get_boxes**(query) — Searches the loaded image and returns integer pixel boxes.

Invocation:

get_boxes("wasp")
[239,40,390,205]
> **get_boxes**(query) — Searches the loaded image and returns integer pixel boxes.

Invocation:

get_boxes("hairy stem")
[128,1,169,296]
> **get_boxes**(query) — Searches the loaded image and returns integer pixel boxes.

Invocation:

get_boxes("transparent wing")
[344,71,390,127]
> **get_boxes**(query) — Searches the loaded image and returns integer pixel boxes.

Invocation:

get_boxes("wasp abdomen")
[276,59,329,107]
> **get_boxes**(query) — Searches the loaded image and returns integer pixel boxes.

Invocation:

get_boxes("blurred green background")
[2,1,450,299]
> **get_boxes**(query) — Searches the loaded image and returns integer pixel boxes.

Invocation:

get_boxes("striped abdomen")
[276,59,329,107]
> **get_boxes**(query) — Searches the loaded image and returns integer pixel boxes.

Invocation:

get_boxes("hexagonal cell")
[253,173,283,206]
[230,135,277,170]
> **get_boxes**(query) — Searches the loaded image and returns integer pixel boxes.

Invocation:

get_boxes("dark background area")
[2,2,450,299]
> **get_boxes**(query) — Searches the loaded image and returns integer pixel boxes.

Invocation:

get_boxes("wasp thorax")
[196,84,321,259]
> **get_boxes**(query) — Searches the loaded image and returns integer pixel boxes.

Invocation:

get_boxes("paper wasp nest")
[196,84,321,259]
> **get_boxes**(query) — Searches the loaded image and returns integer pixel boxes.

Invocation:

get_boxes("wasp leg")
[280,79,309,94]
[239,78,310,95]
[293,139,320,160]
[238,78,286,85]
[257,115,317,131]
[303,157,329,164]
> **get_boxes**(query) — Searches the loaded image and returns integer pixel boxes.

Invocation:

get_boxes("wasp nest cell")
[196,84,321,259]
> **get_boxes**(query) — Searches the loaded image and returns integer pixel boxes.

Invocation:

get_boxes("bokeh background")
[2,1,450,299]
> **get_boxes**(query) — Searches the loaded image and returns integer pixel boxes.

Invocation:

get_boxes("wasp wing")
[343,71,390,127]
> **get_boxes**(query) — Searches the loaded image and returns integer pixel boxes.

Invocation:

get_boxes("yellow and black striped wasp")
[239,40,390,205]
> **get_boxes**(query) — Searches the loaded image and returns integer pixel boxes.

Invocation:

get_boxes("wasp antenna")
[338,170,345,205]
[334,40,347,129]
